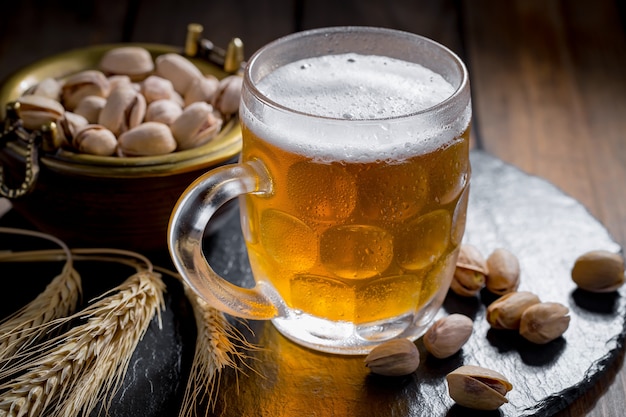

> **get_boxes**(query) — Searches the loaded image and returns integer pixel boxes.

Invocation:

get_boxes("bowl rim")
[0,42,242,177]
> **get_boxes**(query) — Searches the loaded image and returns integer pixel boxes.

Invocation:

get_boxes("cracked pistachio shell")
[211,75,242,116]
[61,70,110,111]
[446,365,512,410]
[451,268,486,297]
[170,101,223,150]
[520,302,570,344]
[117,122,177,156]
[571,250,625,292]
[74,95,107,124]
[98,85,147,136]
[73,124,117,156]
[486,248,521,295]
[423,314,473,359]
[16,95,65,130]
[364,338,420,377]
[457,244,489,274]
[184,74,220,106]
[486,291,540,330]
[155,53,204,95]
[57,111,88,145]
[99,46,154,81]
[24,77,63,101]
[451,245,488,296]
[145,99,183,126]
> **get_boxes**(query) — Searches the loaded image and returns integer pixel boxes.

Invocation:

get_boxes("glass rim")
[243,26,470,122]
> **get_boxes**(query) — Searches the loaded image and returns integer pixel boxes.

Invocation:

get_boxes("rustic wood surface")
[1,0,625,415]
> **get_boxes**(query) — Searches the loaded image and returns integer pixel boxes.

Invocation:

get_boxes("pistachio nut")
[364,338,420,377]
[184,74,220,107]
[451,244,488,296]
[486,248,520,295]
[211,75,243,116]
[170,101,223,150]
[423,314,473,359]
[16,95,65,130]
[23,77,63,101]
[155,53,204,95]
[571,250,625,292]
[457,244,489,273]
[145,99,183,126]
[98,85,147,136]
[141,75,178,104]
[57,111,89,145]
[99,46,154,81]
[520,302,570,344]
[486,291,540,330]
[450,269,486,297]
[72,124,118,156]
[117,122,177,156]
[61,70,110,111]
[446,365,512,410]
[74,95,107,124]
[107,75,133,90]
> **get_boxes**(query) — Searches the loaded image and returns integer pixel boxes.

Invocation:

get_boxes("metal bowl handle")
[0,103,41,199]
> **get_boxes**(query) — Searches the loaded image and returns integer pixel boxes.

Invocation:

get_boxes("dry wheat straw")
[0,266,165,417]
[0,228,82,365]
[0,228,251,416]
[154,267,254,417]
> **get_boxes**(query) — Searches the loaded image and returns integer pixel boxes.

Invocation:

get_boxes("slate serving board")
[1,149,624,416]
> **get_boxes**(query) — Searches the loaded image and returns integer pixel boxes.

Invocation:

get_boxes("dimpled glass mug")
[168,26,471,354]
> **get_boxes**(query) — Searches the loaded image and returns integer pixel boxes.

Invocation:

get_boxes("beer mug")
[168,26,471,354]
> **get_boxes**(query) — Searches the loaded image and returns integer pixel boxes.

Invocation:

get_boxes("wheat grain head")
[0,228,83,368]
[178,285,257,417]
[0,269,165,417]
[0,264,82,365]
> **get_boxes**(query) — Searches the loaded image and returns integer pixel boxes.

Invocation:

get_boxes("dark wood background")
[1,1,625,416]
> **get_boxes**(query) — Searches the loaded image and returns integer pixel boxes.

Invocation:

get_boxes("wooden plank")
[128,0,296,59]
[298,0,464,57]
[558,0,626,248]
[0,0,129,82]
[462,0,626,247]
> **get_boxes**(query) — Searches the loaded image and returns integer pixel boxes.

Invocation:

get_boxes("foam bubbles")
[260,53,453,119]
[244,53,470,163]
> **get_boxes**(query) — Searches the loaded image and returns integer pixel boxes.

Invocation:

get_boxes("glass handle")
[168,160,278,319]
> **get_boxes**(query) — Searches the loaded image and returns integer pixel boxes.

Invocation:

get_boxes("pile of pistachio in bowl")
[14,46,242,157]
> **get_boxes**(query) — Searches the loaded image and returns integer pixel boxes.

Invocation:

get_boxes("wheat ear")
[153,267,254,417]
[0,228,82,365]
[0,267,165,417]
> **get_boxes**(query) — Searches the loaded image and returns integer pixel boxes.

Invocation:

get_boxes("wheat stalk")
[0,228,82,366]
[0,268,165,417]
[0,228,252,416]
[179,289,257,417]
[0,266,81,366]
[151,267,255,417]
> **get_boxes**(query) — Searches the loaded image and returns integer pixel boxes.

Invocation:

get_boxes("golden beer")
[169,27,472,353]
[240,52,471,325]
[241,126,470,324]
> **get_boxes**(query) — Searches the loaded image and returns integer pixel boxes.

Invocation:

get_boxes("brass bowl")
[0,42,242,252]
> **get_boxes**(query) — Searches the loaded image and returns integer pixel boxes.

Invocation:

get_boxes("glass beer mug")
[168,26,471,354]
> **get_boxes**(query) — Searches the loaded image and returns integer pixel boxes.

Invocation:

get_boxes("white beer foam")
[243,53,470,163]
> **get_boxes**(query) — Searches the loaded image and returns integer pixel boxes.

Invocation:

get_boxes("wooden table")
[1,1,625,415]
